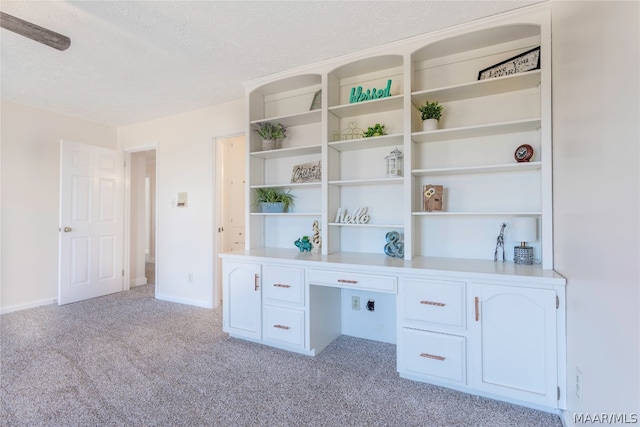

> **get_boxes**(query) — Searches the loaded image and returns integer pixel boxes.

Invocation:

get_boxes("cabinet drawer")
[263,265,305,306]
[401,278,465,329]
[263,305,305,348]
[400,328,466,384]
[308,269,396,293]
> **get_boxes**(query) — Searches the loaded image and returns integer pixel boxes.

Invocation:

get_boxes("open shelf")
[411,118,540,143]
[412,161,541,176]
[250,144,322,159]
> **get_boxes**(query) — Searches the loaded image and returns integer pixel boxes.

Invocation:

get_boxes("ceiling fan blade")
[0,11,70,51]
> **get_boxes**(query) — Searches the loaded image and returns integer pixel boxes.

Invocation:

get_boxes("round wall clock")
[514,144,534,162]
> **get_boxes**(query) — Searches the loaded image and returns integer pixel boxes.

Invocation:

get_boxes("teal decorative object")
[294,236,312,252]
[384,231,404,258]
[350,79,392,103]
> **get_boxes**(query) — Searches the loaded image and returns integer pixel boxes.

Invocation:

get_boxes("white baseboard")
[562,410,575,427]
[129,277,148,287]
[0,298,56,314]
[155,293,212,309]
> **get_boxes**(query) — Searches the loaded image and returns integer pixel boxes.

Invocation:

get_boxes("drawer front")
[400,328,466,384]
[263,265,305,306]
[308,269,396,293]
[263,305,305,348]
[401,278,465,329]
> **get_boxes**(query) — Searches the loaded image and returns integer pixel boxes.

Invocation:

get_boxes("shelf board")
[412,161,541,176]
[250,144,322,159]
[411,118,541,143]
[250,182,321,189]
[328,177,403,187]
[251,212,321,216]
[411,70,541,104]
[412,211,542,216]
[251,109,321,128]
[328,133,404,152]
[328,222,404,228]
[328,95,404,118]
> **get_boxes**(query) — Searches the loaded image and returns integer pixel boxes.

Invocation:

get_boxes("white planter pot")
[262,139,281,151]
[422,119,438,132]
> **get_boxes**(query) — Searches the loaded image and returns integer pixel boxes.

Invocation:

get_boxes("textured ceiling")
[0,1,540,126]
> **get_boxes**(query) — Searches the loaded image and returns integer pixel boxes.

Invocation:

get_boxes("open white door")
[58,140,124,305]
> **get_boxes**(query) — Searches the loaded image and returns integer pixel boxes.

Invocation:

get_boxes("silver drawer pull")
[273,283,291,288]
[273,324,290,330]
[420,353,446,361]
[420,300,446,307]
[337,279,358,284]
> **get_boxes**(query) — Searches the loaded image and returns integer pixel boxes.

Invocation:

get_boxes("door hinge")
[122,269,125,277]
[556,295,559,309]
[557,386,561,400]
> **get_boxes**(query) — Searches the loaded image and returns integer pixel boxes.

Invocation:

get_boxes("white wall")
[551,0,639,422]
[0,102,117,312]
[118,100,244,308]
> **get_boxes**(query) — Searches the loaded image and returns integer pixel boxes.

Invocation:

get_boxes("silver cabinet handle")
[63,227,72,232]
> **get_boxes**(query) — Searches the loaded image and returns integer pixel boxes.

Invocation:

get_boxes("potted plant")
[416,101,443,131]
[363,123,386,138]
[254,187,295,213]
[254,122,287,151]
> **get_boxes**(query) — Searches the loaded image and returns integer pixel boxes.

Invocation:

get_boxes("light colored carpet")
[0,285,562,426]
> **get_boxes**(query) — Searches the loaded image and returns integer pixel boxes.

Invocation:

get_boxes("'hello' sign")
[350,80,392,104]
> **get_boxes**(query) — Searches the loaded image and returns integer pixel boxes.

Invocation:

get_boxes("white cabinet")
[222,261,261,340]
[469,282,559,408]
[262,265,306,350]
[397,277,468,387]
[221,251,566,411]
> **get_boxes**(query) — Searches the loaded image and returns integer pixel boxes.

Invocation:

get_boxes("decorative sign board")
[423,185,443,212]
[477,47,540,80]
[335,207,370,224]
[349,79,392,103]
[291,161,321,183]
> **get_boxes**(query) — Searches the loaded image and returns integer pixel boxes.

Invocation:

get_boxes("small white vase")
[422,119,438,132]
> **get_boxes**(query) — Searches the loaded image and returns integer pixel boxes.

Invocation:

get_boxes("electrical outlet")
[366,299,375,311]
[575,367,582,402]
[351,296,360,310]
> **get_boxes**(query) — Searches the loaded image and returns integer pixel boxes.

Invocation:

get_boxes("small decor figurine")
[384,231,404,258]
[494,222,507,262]
[311,220,321,254]
[294,236,312,252]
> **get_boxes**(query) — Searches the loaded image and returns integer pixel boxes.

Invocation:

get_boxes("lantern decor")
[385,148,403,178]
[511,217,537,265]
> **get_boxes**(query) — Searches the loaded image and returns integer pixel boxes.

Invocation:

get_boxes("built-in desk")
[220,248,566,413]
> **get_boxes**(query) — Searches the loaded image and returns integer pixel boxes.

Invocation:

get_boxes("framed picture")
[477,47,540,80]
[291,161,321,183]
[309,90,322,110]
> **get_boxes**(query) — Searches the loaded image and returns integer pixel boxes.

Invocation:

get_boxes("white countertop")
[220,248,566,286]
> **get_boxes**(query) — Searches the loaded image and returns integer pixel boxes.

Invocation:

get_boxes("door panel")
[59,140,124,305]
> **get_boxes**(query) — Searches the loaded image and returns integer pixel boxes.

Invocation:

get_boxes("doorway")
[129,149,157,293]
[215,135,245,304]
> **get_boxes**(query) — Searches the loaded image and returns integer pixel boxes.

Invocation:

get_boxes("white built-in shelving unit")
[243,7,553,269]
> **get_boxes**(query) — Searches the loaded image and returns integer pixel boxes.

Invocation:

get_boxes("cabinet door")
[470,283,558,408]
[222,261,262,340]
